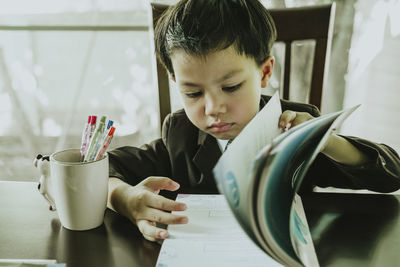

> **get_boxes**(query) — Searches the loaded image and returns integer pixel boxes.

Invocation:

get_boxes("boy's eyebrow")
[215,69,243,83]
[180,81,201,87]
[179,69,243,87]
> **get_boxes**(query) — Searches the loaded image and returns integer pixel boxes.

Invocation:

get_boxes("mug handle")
[34,154,57,211]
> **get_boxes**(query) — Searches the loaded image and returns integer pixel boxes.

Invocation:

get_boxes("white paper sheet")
[0,260,57,264]
[0,259,64,267]
[313,186,400,195]
[156,194,282,267]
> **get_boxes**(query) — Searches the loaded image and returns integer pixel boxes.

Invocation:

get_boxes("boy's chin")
[208,131,238,140]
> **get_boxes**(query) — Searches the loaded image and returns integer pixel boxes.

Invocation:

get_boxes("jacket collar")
[193,130,221,179]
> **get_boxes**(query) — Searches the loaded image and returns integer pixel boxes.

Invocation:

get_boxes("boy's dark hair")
[154,0,277,76]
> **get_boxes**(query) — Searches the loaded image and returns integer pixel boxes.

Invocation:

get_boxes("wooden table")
[1,181,399,267]
[0,181,160,267]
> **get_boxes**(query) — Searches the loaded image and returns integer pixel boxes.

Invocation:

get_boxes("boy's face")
[171,46,273,140]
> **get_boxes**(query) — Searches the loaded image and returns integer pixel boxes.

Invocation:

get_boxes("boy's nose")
[204,93,226,116]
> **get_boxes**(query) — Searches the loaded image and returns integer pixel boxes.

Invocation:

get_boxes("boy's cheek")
[183,110,206,130]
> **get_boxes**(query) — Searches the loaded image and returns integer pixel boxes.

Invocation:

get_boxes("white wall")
[0,2,159,181]
[340,0,400,153]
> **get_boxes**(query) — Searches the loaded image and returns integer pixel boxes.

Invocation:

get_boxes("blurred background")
[0,0,399,181]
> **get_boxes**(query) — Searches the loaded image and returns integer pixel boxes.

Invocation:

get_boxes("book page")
[213,92,282,237]
[290,193,319,267]
[156,194,282,267]
[253,109,349,266]
[253,106,360,266]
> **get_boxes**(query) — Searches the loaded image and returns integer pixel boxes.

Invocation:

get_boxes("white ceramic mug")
[49,148,109,231]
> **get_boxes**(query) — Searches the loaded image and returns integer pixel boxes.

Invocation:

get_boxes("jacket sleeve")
[303,135,400,193]
[107,114,173,186]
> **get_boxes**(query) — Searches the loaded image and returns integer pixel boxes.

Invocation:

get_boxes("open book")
[213,92,359,266]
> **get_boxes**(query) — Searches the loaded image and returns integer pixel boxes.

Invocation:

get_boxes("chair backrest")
[150,2,335,127]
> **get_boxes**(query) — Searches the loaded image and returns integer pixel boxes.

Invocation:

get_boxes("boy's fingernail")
[180,203,187,209]
[159,231,167,238]
[180,217,188,223]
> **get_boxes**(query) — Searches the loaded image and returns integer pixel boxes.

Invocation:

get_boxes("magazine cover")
[213,92,359,266]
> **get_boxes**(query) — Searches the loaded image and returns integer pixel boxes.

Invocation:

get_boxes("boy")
[107,0,400,242]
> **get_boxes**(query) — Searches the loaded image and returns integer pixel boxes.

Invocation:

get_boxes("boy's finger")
[143,176,180,192]
[137,220,168,241]
[291,112,314,127]
[142,208,188,225]
[279,110,296,128]
[147,193,187,211]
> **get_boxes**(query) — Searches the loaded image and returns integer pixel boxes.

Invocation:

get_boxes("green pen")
[84,115,106,162]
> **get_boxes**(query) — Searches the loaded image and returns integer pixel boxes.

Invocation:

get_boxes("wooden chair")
[150,2,336,128]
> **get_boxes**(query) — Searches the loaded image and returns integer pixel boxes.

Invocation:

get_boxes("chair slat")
[309,38,328,109]
[156,61,171,125]
[283,41,292,101]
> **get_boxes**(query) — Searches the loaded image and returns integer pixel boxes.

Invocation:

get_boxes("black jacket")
[108,95,400,199]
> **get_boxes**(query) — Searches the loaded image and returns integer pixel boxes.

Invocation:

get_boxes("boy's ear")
[260,56,274,88]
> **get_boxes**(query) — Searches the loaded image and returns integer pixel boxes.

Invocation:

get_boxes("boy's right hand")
[119,177,188,242]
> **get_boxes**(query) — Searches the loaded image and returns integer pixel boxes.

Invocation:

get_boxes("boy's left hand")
[279,110,370,166]
[279,110,314,131]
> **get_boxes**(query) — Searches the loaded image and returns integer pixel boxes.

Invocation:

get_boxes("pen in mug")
[82,115,97,159]
[84,116,106,162]
[89,120,114,161]
[80,115,92,159]
[86,116,97,147]
[106,120,113,130]
[89,115,97,138]
[94,126,116,161]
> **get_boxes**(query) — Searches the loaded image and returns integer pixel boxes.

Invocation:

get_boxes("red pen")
[94,126,116,160]
[84,115,97,156]
[80,115,92,158]
[89,115,97,140]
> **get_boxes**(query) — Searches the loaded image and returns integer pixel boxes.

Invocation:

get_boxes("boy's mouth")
[208,122,234,133]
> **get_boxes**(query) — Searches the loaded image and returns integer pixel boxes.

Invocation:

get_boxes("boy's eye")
[185,91,202,98]
[222,83,242,92]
